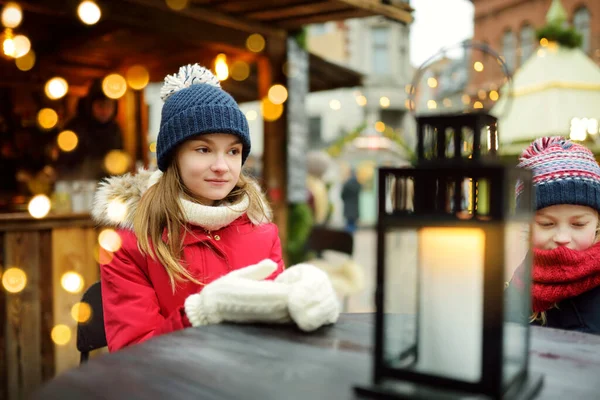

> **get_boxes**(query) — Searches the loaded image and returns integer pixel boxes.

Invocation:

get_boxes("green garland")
[536,24,583,49]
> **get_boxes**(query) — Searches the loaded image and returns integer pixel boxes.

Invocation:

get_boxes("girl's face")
[532,204,599,250]
[176,133,243,205]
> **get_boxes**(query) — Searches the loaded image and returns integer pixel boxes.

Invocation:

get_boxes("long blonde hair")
[133,156,269,291]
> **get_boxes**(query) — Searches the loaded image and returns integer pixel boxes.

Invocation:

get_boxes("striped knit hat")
[517,136,600,211]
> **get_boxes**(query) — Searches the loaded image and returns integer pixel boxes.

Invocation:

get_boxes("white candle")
[417,227,484,382]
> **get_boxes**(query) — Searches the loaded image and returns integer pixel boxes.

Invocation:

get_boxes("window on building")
[311,23,327,36]
[574,7,591,54]
[372,26,390,75]
[519,24,535,66]
[308,116,322,149]
[502,30,516,72]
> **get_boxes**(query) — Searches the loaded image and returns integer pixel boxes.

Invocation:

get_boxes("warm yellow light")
[489,90,499,101]
[28,194,51,219]
[11,34,30,58]
[231,60,250,81]
[260,97,284,121]
[57,130,78,152]
[404,99,411,109]
[37,108,58,130]
[77,1,101,25]
[427,77,438,88]
[268,84,288,105]
[94,244,114,265]
[356,95,367,106]
[427,100,437,109]
[214,53,229,81]
[99,228,122,252]
[1,3,22,29]
[246,33,265,53]
[51,324,71,346]
[379,96,390,108]
[165,0,189,11]
[126,65,149,90]
[44,77,69,100]
[15,49,35,71]
[374,121,385,132]
[3,36,14,57]
[104,150,131,175]
[71,302,92,323]
[245,110,257,121]
[461,94,471,105]
[61,271,85,294]
[2,267,27,293]
[473,101,484,109]
[329,99,341,110]
[473,61,484,72]
[149,142,156,153]
[443,98,452,108]
[102,74,127,99]
[540,38,549,47]
[477,90,487,100]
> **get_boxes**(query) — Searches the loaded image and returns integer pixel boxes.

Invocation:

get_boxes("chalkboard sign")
[286,36,309,203]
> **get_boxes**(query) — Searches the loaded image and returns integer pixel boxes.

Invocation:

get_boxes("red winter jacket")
[101,216,284,352]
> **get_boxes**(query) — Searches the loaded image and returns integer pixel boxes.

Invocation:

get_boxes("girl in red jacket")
[92,64,339,351]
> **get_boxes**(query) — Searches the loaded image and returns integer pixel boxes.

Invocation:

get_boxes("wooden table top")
[33,313,600,400]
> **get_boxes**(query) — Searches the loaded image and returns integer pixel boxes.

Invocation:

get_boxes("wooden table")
[33,314,600,399]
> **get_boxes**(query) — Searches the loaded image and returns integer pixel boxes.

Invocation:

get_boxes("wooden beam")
[121,0,286,38]
[246,1,347,21]
[334,0,413,24]
[276,8,368,29]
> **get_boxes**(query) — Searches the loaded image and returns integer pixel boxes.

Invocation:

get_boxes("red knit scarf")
[512,242,600,313]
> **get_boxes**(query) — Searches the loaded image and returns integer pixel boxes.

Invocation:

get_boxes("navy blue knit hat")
[156,64,250,171]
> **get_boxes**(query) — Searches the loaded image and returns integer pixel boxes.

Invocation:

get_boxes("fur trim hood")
[91,169,272,230]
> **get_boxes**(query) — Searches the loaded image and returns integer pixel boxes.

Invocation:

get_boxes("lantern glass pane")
[502,170,534,387]
[383,228,418,369]
[382,224,485,383]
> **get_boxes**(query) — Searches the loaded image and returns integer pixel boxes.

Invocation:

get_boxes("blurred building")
[472,0,599,89]
[240,16,415,157]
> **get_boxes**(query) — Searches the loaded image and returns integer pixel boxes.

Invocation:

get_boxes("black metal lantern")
[354,108,544,399]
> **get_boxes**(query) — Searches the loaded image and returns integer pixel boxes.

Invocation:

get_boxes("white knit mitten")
[275,263,340,332]
[184,259,291,327]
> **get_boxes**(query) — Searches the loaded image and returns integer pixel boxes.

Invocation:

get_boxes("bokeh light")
[102,74,127,99]
[61,271,85,294]
[230,60,250,81]
[1,2,22,29]
[379,97,390,108]
[15,49,35,71]
[2,267,27,293]
[268,84,288,105]
[260,98,283,122]
[37,108,58,130]
[94,244,114,265]
[126,65,150,90]
[28,194,51,219]
[356,95,367,106]
[214,53,229,81]
[71,302,92,323]
[44,77,69,100]
[77,1,101,25]
[98,228,122,252]
[165,0,189,11]
[57,130,78,152]
[246,33,265,53]
[51,324,71,346]
[329,99,341,110]
[103,150,131,175]
[11,34,30,58]
[245,110,257,121]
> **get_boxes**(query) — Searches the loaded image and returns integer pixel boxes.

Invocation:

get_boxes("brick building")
[472,0,599,89]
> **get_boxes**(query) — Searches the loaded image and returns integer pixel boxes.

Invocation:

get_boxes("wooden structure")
[0,1,413,398]
[33,313,600,400]
[0,213,100,400]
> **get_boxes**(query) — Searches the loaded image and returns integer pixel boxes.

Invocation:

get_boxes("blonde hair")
[133,156,269,291]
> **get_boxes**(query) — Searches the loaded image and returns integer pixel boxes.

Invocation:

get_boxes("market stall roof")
[492,45,600,155]
[0,0,412,100]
